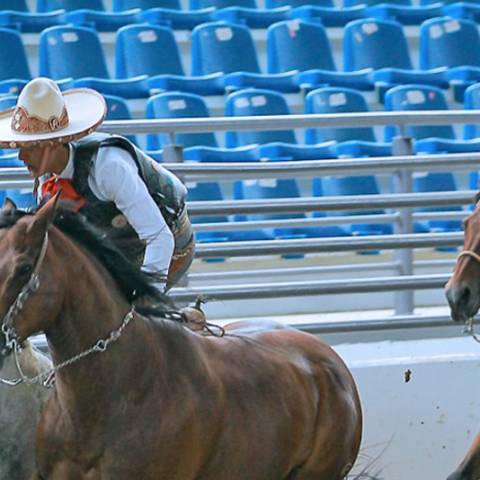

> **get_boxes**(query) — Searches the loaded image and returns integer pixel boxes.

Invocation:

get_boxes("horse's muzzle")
[445,280,480,324]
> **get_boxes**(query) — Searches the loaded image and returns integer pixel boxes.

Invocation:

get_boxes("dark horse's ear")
[27,191,61,240]
[1,198,17,215]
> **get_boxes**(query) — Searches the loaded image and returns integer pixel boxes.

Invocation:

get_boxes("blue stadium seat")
[115,24,224,96]
[235,176,348,240]
[0,152,36,209]
[39,25,149,98]
[187,181,274,242]
[38,0,141,32]
[191,21,299,93]
[103,94,139,146]
[0,28,32,95]
[305,87,392,157]
[0,0,66,33]
[384,84,455,142]
[271,0,366,28]
[420,16,480,102]
[384,84,463,233]
[443,1,480,25]
[267,20,374,91]
[313,176,392,236]
[344,18,449,101]
[464,82,480,139]
[225,88,338,160]
[0,0,29,10]
[356,0,442,26]
[146,92,259,162]
[411,172,463,233]
[191,0,292,29]
[114,0,216,30]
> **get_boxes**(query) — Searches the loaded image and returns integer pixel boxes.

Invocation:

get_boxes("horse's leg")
[448,429,480,480]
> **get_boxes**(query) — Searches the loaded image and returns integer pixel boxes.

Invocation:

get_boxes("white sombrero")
[0,77,107,149]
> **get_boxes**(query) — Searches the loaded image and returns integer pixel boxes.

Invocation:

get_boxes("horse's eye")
[15,263,33,277]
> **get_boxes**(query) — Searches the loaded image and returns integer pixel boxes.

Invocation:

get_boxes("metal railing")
[5,109,480,328]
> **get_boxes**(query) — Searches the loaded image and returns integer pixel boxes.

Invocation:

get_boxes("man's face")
[19,144,54,177]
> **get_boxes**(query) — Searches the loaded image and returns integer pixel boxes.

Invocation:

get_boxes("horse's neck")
[46,242,137,403]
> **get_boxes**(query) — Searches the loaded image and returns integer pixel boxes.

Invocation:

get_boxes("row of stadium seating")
[0,83,471,240]
[2,17,480,103]
[5,0,480,32]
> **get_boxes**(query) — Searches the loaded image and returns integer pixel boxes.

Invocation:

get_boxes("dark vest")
[70,133,188,245]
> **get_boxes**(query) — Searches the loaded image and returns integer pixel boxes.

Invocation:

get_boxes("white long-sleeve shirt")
[49,144,175,276]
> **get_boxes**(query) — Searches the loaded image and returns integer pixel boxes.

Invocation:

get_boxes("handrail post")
[161,133,185,163]
[392,134,414,315]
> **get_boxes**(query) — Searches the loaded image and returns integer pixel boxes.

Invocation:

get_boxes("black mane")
[0,206,175,318]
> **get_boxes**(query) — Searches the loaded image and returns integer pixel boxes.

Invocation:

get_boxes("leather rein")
[0,232,135,389]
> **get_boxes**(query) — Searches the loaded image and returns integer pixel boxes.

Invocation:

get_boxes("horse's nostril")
[460,285,471,306]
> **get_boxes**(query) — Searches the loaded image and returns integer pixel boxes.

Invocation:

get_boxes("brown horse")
[445,199,480,480]
[0,195,362,480]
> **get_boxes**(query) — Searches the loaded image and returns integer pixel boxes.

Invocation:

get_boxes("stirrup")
[179,298,207,332]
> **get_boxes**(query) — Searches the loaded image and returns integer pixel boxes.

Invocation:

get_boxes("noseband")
[457,250,480,266]
[455,249,480,343]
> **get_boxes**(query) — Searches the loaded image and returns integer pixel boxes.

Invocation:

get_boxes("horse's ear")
[2,198,17,215]
[27,191,61,239]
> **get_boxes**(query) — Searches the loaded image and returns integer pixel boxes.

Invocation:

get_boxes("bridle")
[1,232,49,359]
[455,249,480,343]
[457,250,480,266]
[0,231,135,388]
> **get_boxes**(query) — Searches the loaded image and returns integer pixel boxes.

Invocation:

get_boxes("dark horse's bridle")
[0,231,135,388]
[455,249,480,343]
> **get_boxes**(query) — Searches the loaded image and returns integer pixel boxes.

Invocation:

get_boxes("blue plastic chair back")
[420,17,480,70]
[346,0,411,5]
[0,95,18,110]
[266,0,333,6]
[267,20,336,74]
[103,94,138,146]
[225,88,296,147]
[305,87,376,143]
[146,92,218,150]
[317,176,392,234]
[191,0,256,8]
[37,0,106,12]
[186,181,231,241]
[384,85,455,141]
[235,177,318,239]
[464,83,480,139]
[116,24,184,79]
[0,0,29,11]
[413,172,463,232]
[113,0,181,9]
[0,28,31,81]
[191,22,261,76]
[39,25,109,80]
[344,18,413,71]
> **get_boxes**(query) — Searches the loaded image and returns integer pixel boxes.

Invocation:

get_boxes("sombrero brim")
[0,88,107,149]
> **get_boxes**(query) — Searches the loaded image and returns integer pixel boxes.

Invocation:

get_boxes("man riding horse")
[0,77,201,319]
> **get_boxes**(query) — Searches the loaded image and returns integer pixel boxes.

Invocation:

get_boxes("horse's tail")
[345,444,387,480]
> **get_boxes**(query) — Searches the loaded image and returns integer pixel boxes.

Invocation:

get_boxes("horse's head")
[0,195,61,365]
[445,199,480,323]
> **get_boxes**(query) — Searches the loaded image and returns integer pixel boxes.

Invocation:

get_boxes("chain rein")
[0,232,135,388]
[456,250,480,343]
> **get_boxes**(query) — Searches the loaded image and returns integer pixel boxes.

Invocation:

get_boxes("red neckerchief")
[41,177,86,212]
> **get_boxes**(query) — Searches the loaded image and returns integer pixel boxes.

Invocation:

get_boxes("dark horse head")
[0,195,173,373]
[445,195,480,323]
